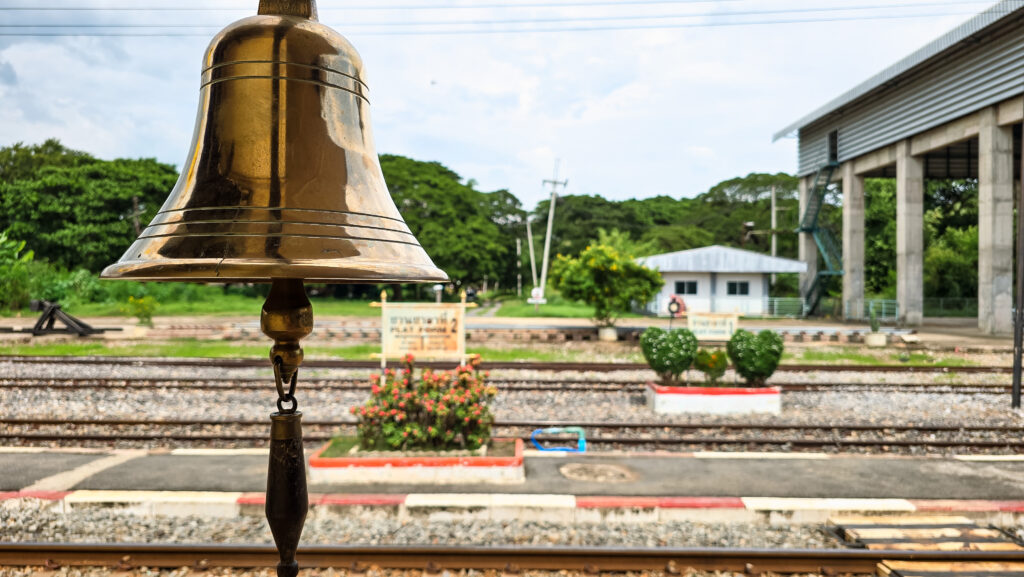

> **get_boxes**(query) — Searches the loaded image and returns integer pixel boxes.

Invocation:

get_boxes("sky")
[0,1,996,209]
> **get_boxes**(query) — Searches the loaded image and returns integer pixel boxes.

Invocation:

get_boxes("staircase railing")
[797,161,843,316]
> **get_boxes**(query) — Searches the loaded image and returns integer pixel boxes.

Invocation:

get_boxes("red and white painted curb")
[4,491,1024,523]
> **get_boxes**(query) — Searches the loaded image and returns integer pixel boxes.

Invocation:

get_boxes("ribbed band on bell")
[258,0,318,20]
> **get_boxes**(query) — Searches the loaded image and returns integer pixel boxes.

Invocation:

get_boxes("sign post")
[373,290,477,369]
[687,312,739,341]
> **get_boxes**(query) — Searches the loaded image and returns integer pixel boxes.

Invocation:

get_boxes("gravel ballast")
[1,499,838,549]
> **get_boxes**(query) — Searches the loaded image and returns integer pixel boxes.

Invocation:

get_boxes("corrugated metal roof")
[637,245,807,273]
[772,0,1024,141]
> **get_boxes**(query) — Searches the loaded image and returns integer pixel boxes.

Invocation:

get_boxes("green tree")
[0,138,94,184]
[380,154,508,287]
[594,227,658,258]
[0,157,178,272]
[0,229,35,310]
[549,244,663,327]
[640,224,714,254]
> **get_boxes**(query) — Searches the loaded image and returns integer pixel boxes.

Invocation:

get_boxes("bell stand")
[260,278,313,577]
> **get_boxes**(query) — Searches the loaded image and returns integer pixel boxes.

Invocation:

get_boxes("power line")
[0,0,740,11]
[0,2,1006,28]
[0,10,1006,36]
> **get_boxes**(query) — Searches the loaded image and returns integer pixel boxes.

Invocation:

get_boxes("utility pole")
[539,161,568,298]
[131,196,143,236]
[770,185,777,285]
[526,220,538,287]
[516,237,523,297]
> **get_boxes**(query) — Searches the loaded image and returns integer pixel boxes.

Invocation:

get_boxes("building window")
[674,281,697,295]
[727,281,749,296]
[828,130,839,163]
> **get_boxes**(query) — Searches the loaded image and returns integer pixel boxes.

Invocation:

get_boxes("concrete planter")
[646,383,781,415]
[864,332,887,347]
[308,438,525,485]
[597,327,618,342]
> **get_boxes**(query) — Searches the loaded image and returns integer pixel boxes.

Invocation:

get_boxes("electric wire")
[0,10,1009,36]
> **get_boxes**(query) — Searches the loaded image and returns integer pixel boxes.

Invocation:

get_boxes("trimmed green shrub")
[639,327,698,385]
[726,329,784,387]
[694,348,728,385]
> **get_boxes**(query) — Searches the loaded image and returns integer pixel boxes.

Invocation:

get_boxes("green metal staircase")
[797,161,843,316]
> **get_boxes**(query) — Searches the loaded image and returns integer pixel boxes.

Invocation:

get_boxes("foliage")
[531,173,800,267]
[694,348,728,385]
[863,178,979,300]
[351,355,498,452]
[594,228,658,258]
[0,229,35,310]
[0,151,178,272]
[869,305,880,333]
[726,329,784,387]
[0,138,94,184]
[120,295,157,327]
[550,244,663,327]
[639,327,699,385]
[381,154,523,289]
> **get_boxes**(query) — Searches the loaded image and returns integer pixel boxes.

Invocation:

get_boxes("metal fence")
[844,299,899,322]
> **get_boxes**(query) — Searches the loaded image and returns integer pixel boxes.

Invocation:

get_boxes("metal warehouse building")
[774,0,1024,335]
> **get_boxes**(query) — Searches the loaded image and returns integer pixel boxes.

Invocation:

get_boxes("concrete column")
[798,175,817,298]
[842,162,865,320]
[977,107,1014,335]
[896,139,924,326]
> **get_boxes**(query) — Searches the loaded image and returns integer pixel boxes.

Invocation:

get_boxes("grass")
[0,339,597,362]
[318,436,517,458]
[496,297,641,319]
[790,347,977,367]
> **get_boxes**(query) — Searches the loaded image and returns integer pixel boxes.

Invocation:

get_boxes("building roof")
[772,0,1024,141]
[638,245,807,274]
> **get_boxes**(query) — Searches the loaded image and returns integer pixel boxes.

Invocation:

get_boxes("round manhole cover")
[559,463,636,483]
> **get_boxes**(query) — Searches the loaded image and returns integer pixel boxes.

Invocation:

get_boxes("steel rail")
[3,543,1024,573]
[0,377,1013,394]
[5,416,1024,433]
[0,355,1011,373]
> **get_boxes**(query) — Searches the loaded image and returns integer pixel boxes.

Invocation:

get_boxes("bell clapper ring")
[273,356,299,414]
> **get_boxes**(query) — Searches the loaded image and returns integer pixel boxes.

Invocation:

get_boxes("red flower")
[464,417,470,423]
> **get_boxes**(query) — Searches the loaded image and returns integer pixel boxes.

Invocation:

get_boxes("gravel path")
[1,499,839,549]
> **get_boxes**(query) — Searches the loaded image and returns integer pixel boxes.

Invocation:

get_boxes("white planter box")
[646,383,781,415]
[864,332,887,347]
[308,439,525,485]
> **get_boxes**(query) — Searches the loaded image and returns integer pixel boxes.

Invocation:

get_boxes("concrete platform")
[5,448,1024,523]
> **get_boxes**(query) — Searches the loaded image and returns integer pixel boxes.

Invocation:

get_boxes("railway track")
[5,417,1023,451]
[0,354,1012,373]
[3,542,1024,574]
[0,377,1013,394]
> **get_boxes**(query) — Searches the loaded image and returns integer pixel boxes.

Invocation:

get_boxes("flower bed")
[308,438,524,485]
[646,383,781,415]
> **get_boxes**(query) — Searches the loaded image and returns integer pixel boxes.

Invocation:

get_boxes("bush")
[694,348,728,385]
[0,230,34,310]
[550,244,663,327]
[726,329,784,387]
[121,295,158,327]
[351,355,497,452]
[639,327,698,385]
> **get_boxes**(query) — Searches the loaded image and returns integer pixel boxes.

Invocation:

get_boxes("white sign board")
[373,291,476,367]
[687,312,739,341]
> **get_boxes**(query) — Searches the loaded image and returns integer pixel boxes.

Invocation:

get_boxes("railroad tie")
[829,514,1024,576]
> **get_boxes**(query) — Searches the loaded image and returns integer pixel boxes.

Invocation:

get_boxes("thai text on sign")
[687,312,739,341]
[373,291,475,365]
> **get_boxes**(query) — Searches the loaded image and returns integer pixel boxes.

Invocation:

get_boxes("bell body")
[101,11,447,283]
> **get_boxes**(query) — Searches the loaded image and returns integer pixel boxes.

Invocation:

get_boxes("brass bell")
[101,3,447,576]
[100,0,447,284]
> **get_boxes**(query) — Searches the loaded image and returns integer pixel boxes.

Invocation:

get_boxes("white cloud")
[0,1,985,208]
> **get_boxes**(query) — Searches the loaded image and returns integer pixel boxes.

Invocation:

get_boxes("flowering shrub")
[121,295,157,327]
[350,354,498,451]
[726,329,784,387]
[639,327,698,385]
[694,348,728,385]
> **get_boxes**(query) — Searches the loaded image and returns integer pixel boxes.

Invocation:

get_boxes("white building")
[638,245,807,316]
